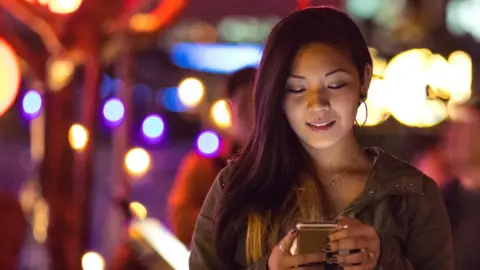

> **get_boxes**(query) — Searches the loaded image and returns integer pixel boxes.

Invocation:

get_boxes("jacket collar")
[345,147,425,211]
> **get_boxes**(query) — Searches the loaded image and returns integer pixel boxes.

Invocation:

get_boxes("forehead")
[291,43,354,73]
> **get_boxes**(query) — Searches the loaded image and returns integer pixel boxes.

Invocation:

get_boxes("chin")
[302,138,339,150]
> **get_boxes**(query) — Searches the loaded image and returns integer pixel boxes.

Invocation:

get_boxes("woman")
[189,6,453,270]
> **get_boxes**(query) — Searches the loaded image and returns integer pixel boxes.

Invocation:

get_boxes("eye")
[286,88,306,93]
[328,83,348,90]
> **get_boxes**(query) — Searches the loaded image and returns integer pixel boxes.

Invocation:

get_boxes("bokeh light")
[22,90,43,119]
[125,148,151,177]
[129,201,148,220]
[48,0,84,15]
[47,57,75,91]
[81,251,105,270]
[0,37,21,118]
[196,130,220,156]
[178,78,204,108]
[210,100,231,129]
[142,114,165,141]
[103,98,125,126]
[68,124,89,151]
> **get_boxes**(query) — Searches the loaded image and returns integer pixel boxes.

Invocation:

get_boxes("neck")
[303,132,368,176]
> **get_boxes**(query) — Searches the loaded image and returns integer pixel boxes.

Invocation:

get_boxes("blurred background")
[0,0,479,269]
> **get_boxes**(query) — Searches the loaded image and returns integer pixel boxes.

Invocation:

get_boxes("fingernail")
[328,257,338,263]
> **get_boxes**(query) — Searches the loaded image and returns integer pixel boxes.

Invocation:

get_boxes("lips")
[306,120,336,132]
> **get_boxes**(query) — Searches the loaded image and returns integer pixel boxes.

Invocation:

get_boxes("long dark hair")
[214,6,373,266]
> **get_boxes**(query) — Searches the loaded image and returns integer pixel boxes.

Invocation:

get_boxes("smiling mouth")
[306,120,336,132]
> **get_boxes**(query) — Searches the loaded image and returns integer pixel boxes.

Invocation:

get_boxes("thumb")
[278,229,297,251]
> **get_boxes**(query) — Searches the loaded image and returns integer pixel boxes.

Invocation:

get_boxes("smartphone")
[295,222,339,254]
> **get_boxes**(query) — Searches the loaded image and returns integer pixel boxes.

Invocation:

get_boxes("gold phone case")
[295,222,338,254]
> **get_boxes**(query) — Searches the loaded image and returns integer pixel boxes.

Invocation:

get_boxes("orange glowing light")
[47,0,83,14]
[0,37,21,118]
[130,0,186,32]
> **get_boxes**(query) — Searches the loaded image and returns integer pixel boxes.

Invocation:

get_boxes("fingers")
[285,253,326,268]
[325,237,367,252]
[276,229,297,253]
[329,218,377,242]
[330,250,367,265]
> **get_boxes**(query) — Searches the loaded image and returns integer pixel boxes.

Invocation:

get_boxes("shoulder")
[200,162,237,216]
[370,147,439,197]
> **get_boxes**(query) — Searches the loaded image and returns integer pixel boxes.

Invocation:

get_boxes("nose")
[306,88,330,111]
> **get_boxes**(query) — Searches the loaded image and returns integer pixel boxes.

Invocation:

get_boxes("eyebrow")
[289,68,350,79]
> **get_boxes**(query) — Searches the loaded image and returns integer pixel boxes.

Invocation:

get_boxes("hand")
[326,216,380,269]
[268,229,326,270]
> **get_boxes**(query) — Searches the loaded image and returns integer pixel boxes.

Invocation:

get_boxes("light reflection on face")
[283,43,365,150]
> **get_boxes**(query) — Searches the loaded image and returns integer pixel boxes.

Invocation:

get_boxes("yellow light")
[369,47,388,77]
[129,218,190,269]
[356,78,390,126]
[178,78,205,108]
[32,199,49,243]
[81,252,105,270]
[447,51,472,103]
[0,37,21,118]
[426,54,451,99]
[129,201,148,220]
[211,99,232,129]
[68,124,89,151]
[125,148,151,177]
[47,58,75,92]
[48,0,83,14]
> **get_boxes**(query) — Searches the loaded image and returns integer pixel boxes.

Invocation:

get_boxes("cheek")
[335,95,359,121]
[283,98,304,126]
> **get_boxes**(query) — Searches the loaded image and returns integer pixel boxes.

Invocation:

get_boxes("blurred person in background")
[442,99,480,269]
[412,135,453,188]
[167,67,256,247]
[413,98,480,269]
[0,189,27,270]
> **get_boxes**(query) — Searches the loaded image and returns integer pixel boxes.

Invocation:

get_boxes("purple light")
[22,90,42,119]
[142,114,165,142]
[196,130,220,156]
[103,98,125,126]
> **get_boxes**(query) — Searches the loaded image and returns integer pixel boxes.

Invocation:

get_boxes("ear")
[360,64,372,100]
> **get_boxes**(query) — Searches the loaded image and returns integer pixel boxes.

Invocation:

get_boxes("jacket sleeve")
[377,176,454,270]
[189,166,269,270]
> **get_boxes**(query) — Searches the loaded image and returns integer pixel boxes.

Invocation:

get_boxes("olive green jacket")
[189,148,454,270]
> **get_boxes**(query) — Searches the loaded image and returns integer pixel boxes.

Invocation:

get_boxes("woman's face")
[283,43,368,150]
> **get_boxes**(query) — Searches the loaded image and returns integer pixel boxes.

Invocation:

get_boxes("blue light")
[22,90,42,118]
[99,74,114,99]
[196,130,220,156]
[157,87,187,112]
[142,114,165,141]
[170,43,263,74]
[103,98,125,124]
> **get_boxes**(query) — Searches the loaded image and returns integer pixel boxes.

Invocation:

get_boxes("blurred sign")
[345,0,407,29]
[165,16,280,44]
[217,16,280,43]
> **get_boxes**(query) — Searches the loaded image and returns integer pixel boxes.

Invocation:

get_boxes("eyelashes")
[286,88,306,93]
[286,83,348,93]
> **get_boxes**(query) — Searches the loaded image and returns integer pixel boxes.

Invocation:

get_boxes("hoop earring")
[355,99,368,126]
